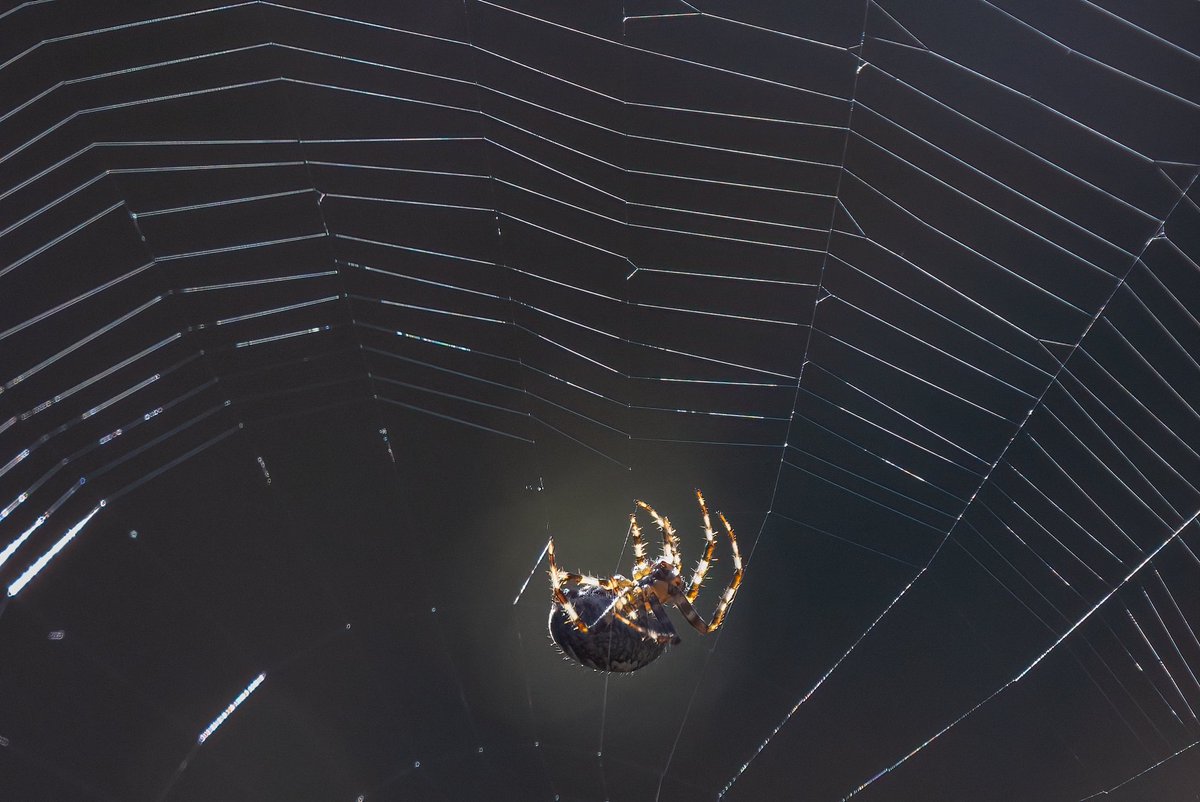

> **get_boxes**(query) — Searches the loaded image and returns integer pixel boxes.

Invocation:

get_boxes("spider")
[546,490,743,672]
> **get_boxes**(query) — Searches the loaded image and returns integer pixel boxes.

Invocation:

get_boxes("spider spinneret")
[546,490,743,673]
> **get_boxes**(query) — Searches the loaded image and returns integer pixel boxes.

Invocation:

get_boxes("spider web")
[1,0,1199,800]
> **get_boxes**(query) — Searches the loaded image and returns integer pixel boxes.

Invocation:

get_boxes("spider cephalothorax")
[547,490,743,673]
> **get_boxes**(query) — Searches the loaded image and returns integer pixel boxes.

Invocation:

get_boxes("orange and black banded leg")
[686,489,720,603]
[549,538,618,633]
[667,583,713,636]
[645,593,682,645]
[636,499,683,574]
[707,510,743,633]
[629,513,652,581]
[581,578,642,630]
[613,604,677,644]
[547,537,588,633]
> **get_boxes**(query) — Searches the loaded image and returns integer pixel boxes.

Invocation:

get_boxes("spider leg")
[644,592,682,645]
[547,537,588,633]
[665,584,712,635]
[686,489,719,603]
[582,577,639,629]
[611,591,676,644]
[548,539,622,588]
[707,510,744,632]
[635,499,683,573]
[547,538,619,633]
[665,510,743,634]
[629,513,652,580]
[553,565,646,637]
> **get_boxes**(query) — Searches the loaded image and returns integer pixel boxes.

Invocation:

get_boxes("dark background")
[1,1,1199,800]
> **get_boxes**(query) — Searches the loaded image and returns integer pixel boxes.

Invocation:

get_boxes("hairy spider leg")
[549,539,616,590]
[629,513,652,580]
[707,511,743,633]
[548,538,654,637]
[547,537,588,632]
[645,591,682,645]
[583,576,641,629]
[635,499,683,574]
[548,537,620,633]
[661,511,743,634]
[609,590,676,644]
[686,489,720,603]
[666,583,713,635]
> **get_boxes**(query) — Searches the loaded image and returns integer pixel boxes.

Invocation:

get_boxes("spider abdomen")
[548,586,669,673]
